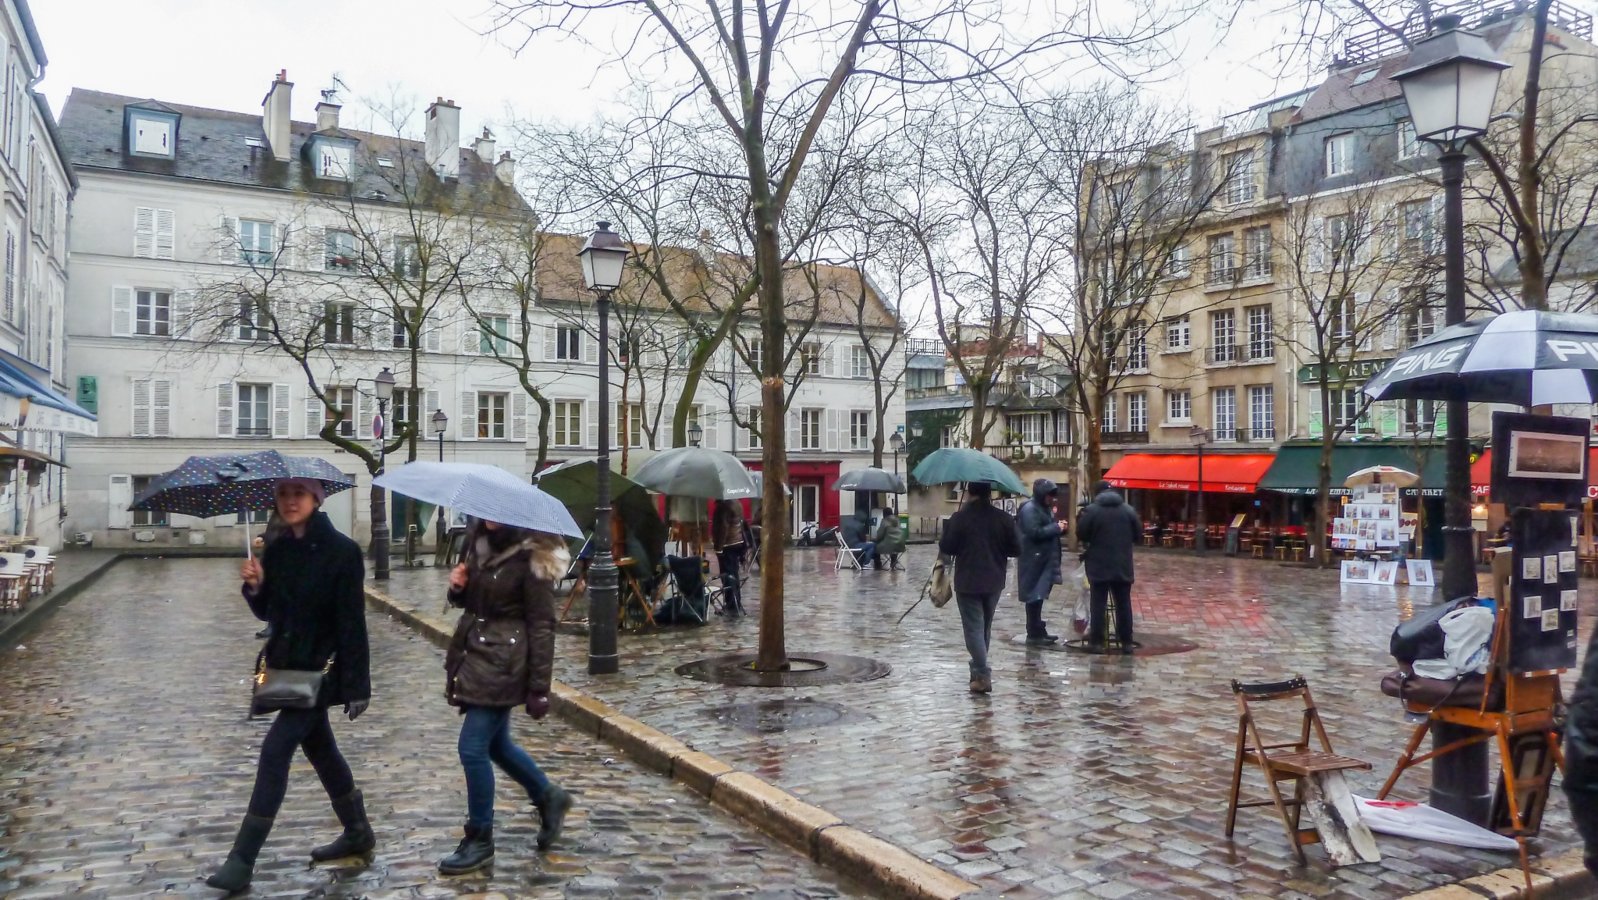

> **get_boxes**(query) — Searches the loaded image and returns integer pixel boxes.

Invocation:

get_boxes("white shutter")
[511,392,528,442]
[458,391,477,441]
[131,379,151,436]
[305,395,323,439]
[1381,289,1400,350]
[272,383,291,438]
[1308,217,1326,272]
[111,286,133,336]
[425,389,441,428]
[788,409,801,450]
[823,344,836,378]
[358,391,374,440]
[218,216,239,263]
[1356,292,1373,350]
[133,207,155,258]
[155,208,175,259]
[583,327,598,364]
[368,306,387,350]
[170,291,194,338]
[152,380,172,437]
[585,401,598,449]
[543,323,557,361]
[108,475,133,529]
[309,226,325,271]
[424,315,443,353]
[735,411,747,451]
[825,409,840,452]
[460,319,480,355]
[704,413,720,449]
[216,382,235,437]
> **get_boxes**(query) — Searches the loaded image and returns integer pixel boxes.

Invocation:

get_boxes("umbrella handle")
[243,506,253,561]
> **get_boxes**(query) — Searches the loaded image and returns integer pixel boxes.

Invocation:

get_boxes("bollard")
[1429,721,1492,825]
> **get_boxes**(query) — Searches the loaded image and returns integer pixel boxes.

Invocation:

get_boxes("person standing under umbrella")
[438,519,573,874]
[937,481,1020,694]
[712,499,747,616]
[207,479,373,893]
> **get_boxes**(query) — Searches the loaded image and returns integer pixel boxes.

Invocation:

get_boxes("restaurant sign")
[1297,358,1394,385]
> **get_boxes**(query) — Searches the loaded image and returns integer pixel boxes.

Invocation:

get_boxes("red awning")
[1104,453,1276,494]
[1471,448,1598,498]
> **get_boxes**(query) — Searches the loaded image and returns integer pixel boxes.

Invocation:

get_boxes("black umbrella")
[1364,309,1598,405]
[832,466,906,493]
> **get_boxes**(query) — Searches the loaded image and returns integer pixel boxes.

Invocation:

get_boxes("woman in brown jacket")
[438,519,573,875]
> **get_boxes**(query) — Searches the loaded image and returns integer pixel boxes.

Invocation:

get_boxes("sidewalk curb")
[364,585,980,900]
[1402,849,1592,898]
[0,553,123,649]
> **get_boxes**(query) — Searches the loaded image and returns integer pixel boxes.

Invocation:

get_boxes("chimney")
[495,151,515,186]
[261,69,293,161]
[315,100,341,132]
[473,127,496,163]
[424,97,461,179]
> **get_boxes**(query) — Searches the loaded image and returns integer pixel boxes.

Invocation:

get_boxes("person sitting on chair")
[840,511,879,569]
[875,506,906,570]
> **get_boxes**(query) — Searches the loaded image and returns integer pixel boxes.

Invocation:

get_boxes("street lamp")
[578,221,629,676]
[370,366,395,580]
[431,408,448,567]
[1393,13,1508,603]
[688,421,704,448]
[1190,426,1209,554]
[889,430,905,476]
[1393,13,1508,827]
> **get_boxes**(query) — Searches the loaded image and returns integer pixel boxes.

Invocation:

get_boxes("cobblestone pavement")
[382,548,1596,899]
[0,557,861,899]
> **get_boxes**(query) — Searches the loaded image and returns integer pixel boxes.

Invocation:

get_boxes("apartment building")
[57,74,902,548]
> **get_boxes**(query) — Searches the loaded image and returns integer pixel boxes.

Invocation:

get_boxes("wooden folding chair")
[0,552,31,611]
[1226,676,1379,866]
[834,530,867,571]
[617,557,658,630]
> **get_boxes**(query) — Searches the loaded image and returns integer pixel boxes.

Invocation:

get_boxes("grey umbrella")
[373,461,581,537]
[832,466,906,493]
[631,447,757,500]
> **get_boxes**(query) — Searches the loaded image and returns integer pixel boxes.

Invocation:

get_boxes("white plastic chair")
[0,552,30,609]
[835,530,866,571]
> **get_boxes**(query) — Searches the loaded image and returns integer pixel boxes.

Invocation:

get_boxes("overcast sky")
[32,0,1342,141]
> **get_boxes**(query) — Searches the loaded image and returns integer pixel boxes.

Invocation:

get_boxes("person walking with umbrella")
[438,518,574,874]
[937,481,1020,694]
[207,478,373,894]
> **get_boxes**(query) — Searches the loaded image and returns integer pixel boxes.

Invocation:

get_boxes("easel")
[1376,547,1566,892]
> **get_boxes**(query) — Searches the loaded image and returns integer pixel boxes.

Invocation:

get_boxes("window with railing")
[1213,387,1236,441]
[1243,226,1271,279]
[1207,233,1236,284]
[1248,385,1274,440]
[1246,305,1274,360]
[238,219,275,266]
[1210,309,1236,362]
[236,383,272,436]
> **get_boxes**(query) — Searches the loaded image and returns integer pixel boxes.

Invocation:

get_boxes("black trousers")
[246,706,356,818]
[1565,721,1598,876]
[1088,579,1133,647]
[718,545,746,607]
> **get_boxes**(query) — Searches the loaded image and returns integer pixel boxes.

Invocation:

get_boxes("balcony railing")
[1205,344,1241,365]
[1212,427,1238,443]
[1245,341,1275,363]
[1247,426,1277,442]
[1101,430,1151,445]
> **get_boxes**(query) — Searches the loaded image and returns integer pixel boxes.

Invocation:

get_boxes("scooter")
[796,521,838,546]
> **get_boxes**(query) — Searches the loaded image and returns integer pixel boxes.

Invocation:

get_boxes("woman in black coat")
[437,519,572,874]
[207,478,373,894]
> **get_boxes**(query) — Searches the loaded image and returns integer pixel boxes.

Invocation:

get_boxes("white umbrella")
[374,461,581,537]
[1343,465,1421,489]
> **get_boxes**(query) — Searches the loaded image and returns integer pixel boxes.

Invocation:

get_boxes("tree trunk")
[751,157,789,673]
[1314,390,1335,568]
[672,337,719,447]
[969,383,989,450]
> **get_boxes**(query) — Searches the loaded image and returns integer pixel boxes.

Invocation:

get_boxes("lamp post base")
[588,554,619,675]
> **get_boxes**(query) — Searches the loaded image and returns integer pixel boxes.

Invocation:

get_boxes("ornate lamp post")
[1190,426,1209,554]
[889,430,905,476]
[431,408,448,566]
[1392,14,1508,826]
[370,366,395,580]
[578,221,629,676]
[688,421,704,448]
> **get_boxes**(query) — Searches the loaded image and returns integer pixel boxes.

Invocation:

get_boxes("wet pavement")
[379,547,1596,899]
[0,557,860,899]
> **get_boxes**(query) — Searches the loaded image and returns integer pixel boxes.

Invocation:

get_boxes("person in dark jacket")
[1015,478,1064,646]
[841,510,879,568]
[937,481,1020,693]
[1565,624,1598,878]
[207,479,372,894]
[712,500,747,615]
[875,506,907,570]
[438,519,573,875]
[1075,480,1141,653]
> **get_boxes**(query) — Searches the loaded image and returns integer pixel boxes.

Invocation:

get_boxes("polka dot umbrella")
[130,450,355,556]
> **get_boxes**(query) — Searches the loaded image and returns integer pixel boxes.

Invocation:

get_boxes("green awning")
[1258,441,1448,495]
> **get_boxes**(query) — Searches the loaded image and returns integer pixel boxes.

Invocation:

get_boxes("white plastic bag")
[1411,606,1495,679]
[1352,797,1519,851]
[1071,562,1090,634]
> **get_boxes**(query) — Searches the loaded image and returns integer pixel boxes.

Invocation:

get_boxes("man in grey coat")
[1015,478,1064,646]
[1075,480,1141,653]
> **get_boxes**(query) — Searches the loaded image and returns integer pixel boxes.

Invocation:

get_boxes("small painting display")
[1405,559,1435,587]
[1510,508,1581,673]
[1491,412,1591,507]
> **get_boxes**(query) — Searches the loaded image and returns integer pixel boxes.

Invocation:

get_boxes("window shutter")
[305,395,323,439]
[111,286,133,336]
[458,391,477,441]
[460,319,480,355]
[171,291,194,338]
[822,345,835,378]
[583,328,598,364]
[1382,289,1400,349]
[584,401,598,449]
[310,226,326,271]
[133,207,155,258]
[424,316,443,353]
[511,392,528,442]
[788,409,801,450]
[152,380,172,436]
[1429,194,1446,254]
[1308,217,1325,272]
[704,413,720,449]
[1355,218,1372,264]
[218,216,239,263]
[358,391,374,440]
[216,382,235,437]
[425,390,441,429]
[1307,388,1323,438]
[368,306,389,350]
[825,409,840,451]
[272,383,291,438]
[108,475,133,529]
[155,208,175,259]
[131,379,151,436]
[543,324,557,361]
[1356,292,1373,350]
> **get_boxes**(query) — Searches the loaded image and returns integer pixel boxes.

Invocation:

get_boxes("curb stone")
[1402,849,1591,898]
[364,585,980,900]
[0,552,124,650]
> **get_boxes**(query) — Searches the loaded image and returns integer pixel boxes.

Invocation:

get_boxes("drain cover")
[715,698,851,734]
[675,652,890,687]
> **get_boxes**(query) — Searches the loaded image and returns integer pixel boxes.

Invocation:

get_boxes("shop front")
[1103,452,1276,533]
[1257,441,1448,558]
[745,459,841,533]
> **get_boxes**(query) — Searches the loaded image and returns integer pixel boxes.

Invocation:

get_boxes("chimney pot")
[473,128,497,164]
[494,151,514,186]
[425,96,462,179]
[315,101,341,132]
[262,71,294,162]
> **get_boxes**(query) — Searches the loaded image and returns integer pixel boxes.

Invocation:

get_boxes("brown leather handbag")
[1380,667,1502,712]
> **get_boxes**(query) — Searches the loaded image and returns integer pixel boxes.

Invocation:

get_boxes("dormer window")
[305,134,357,182]
[125,107,180,159]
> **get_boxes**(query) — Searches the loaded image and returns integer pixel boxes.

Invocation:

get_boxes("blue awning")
[0,350,96,435]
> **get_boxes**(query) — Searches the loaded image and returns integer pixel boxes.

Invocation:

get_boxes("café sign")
[1298,357,1394,385]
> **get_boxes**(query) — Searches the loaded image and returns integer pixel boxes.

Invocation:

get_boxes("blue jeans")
[854,542,878,567]
[956,591,1001,679]
[458,705,551,829]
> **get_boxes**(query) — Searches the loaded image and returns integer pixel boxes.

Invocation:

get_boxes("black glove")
[525,693,550,720]
[344,699,369,721]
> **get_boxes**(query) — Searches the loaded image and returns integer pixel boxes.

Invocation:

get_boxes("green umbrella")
[910,448,1027,495]
[535,459,667,572]
[631,447,757,500]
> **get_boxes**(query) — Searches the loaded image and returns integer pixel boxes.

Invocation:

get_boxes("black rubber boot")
[1024,603,1057,645]
[438,823,494,875]
[536,785,572,850]
[310,789,375,862]
[206,814,273,894]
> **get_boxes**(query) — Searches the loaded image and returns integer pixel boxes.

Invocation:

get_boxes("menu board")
[1331,483,1402,551]
[1509,508,1580,673]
